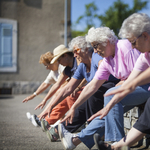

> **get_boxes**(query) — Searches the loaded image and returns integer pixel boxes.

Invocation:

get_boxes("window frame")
[0,18,17,72]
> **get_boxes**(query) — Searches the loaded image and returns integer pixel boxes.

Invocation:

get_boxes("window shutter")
[0,23,13,67]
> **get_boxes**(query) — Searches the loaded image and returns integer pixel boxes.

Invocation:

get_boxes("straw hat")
[50,44,70,64]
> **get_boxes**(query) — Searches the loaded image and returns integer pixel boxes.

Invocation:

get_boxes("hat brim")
[50,49,70,64]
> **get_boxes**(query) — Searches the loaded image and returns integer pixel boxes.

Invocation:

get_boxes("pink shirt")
[94,39,141,81]
[134,52,150,71]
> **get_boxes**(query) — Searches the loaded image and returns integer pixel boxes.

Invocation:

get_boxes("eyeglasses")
[73,48,81,54]
[130,34,142,46]
[92,43,99,50]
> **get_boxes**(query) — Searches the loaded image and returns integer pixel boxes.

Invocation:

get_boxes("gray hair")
[119,13,150,39]
[86,27,118,47]
[68,36,93,52]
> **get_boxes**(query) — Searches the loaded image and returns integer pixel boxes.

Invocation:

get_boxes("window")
[0,18,17,72]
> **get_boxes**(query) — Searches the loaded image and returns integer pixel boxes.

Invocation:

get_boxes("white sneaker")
[31,115,39,127]
[58,123,76,150]
[26,112,40,127]
[26,112,31,120]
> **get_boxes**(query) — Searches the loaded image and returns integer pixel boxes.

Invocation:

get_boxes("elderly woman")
[57,26,150,150]
[22,45,85,136]
[94,13,150,150]
[39,36,119,143]
[22,50,65,125]
[23,51,64,104]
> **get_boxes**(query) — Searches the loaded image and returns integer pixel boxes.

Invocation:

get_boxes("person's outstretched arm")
[22,82,50,103]
[61,78,106,125]
[104,67,150,105]
[88,69,142,121]
[38,77,82,119]
[70,78,87,97]
[34,71,68,110]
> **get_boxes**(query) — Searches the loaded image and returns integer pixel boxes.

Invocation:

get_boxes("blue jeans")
[77,117,105,149]
[77,84,150,149]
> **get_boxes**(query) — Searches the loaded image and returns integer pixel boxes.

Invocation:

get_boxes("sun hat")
[50,44,71,64]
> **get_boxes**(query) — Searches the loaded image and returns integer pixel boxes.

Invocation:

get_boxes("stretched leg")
[58,118,105,150]
[65,80,119,133]
[104,86,125,142]
[105,83,150,142]
[112,127,145,149]
[45,88,83,125]
[77,116,105,149]
[45,98,69,125]
[114,97,150,149]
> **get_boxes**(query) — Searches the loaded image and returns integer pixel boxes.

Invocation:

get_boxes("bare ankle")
[55,128,58,134]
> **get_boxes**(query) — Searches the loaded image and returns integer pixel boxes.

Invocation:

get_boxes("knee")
[104,92,114,105]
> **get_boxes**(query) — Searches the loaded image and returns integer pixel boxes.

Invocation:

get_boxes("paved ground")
[0,94,98,150]
[0,94,149,150]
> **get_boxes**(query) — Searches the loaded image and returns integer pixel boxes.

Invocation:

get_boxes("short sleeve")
[44,71,55,84]
[92,53,103,68]
[134,53,150,72]
[58,64,65,74]
[72,63,84,80]
[94,59,110,81]
[64,66,71,77]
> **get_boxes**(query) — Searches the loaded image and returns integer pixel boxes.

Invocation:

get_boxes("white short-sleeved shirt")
[44,64,65,84]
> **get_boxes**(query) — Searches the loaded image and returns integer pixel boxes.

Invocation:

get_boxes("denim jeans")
[77,83,150,149]
[77,117,105,149]
[105,83,150,141]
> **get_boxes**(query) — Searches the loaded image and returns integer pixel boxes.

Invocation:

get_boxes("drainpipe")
[64,0,67,47]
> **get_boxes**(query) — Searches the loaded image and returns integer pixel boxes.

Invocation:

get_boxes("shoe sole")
[58,124,69,150]
[41,119,47,132]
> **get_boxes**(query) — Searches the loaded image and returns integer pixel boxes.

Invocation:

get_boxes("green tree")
[98,0,148,35]
[71,2,99,38]
[72,0,148,38]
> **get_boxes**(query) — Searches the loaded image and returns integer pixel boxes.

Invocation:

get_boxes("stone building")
[0,0,71,94]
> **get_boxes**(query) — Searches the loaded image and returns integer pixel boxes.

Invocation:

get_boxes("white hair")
[68,36,93,52]
[86,27,118,46]
[119,13,150,38]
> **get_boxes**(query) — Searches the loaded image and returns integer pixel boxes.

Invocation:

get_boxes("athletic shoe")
[26,112,32,120]
[58,123,76,150]
[31,114,41,127]
[41,119,50,132]
[26,112,41,127]
[46,127,59,142]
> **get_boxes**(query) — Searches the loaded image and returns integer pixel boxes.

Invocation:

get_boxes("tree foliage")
[71,2,99,37]
[98,0,148,35]
[76,2,98,32]
[72,0,148,38]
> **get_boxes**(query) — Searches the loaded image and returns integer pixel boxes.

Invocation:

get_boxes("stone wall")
[124,107,140,134]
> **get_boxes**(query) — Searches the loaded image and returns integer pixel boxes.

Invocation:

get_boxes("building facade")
[0,0,71,94]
